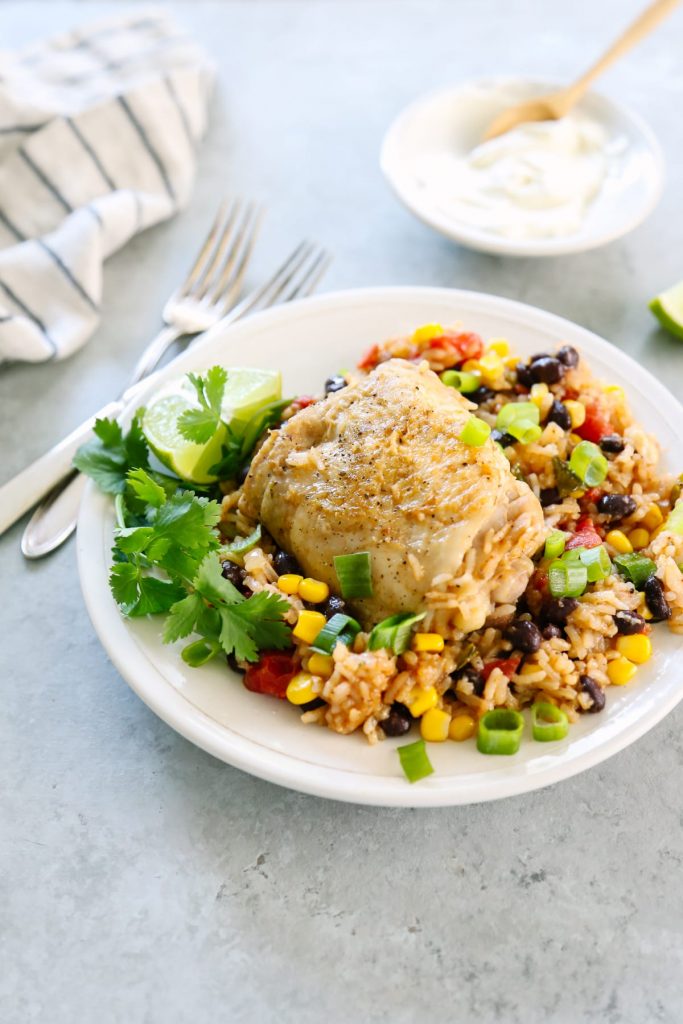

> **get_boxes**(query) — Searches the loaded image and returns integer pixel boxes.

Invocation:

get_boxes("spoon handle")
[566,0,681,105]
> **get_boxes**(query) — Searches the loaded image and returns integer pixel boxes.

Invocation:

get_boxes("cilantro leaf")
[162,592,205,644]
[109,563,184,616]
[74,413,150,495]
[152,493,221,551]
[126,467,167,508]
[229,590,292,651]
[179,366,227,444]
[193,551,243,606]
[218,605,258,662]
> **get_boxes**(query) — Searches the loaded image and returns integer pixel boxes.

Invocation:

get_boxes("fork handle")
[0,397,125,537]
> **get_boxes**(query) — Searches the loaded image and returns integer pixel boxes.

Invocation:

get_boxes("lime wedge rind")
[650,280,683,341]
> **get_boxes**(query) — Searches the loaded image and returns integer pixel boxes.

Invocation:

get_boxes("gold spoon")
[482,0,680,142]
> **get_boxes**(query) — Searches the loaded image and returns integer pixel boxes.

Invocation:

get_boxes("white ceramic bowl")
[380,78,664,257]
[78,287,683,807]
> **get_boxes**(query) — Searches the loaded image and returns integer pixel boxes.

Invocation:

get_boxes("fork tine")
[210,202,264,310]
[191,199,243,299]
[280,250,331,302]
[254,244,324,309]
[179,199,234,296]
[221,241,314,324]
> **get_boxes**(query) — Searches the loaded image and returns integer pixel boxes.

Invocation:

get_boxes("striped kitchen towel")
[0,10,213,363]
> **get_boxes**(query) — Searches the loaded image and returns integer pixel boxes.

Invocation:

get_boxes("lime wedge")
[143,367,281,483]
[649,279,683,341]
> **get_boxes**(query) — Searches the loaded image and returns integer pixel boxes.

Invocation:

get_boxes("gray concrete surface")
[2,2,683,1022]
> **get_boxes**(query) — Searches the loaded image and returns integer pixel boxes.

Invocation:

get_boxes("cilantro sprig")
[178,366,228,444]
[73,412,149,494]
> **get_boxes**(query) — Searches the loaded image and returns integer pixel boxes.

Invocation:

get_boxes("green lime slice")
[649,279,683,341]
[143,367,281,484]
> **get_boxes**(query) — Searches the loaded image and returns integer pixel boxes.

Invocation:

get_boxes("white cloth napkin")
[0,10,213,364]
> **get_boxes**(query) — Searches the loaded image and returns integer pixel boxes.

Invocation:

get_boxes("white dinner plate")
[380,78,664,257]
[78,287,683,806]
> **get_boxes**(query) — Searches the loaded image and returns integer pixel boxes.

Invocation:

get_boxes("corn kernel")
[487,338,510,357]
[607,656,637,686]
[605,529,633,554]
[462,359,480,373]
[286,671,319,705]
[412,323,444,345]
[564,400,586,428]
[615,634,652,664]
[628,528,650,551]
[278,573,303,595]
[307,652,334,678]
[420,707,451,742]
[412,632,445,653]
[407,686,438,717]
[477,352,504,386]
[530,382,549,408]
[449,714,476,742]
[298,578,330,604]
[642,504,664,531]
[638,594,653,621]
[293,609,327,644]
[603,384,625,399]
[504,355,521,369]
[569,433,583,446]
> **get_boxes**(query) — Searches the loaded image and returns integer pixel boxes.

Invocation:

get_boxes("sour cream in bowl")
[380,78,664,257]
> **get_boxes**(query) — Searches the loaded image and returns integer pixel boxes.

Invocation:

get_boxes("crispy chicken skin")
[240,359,545,632]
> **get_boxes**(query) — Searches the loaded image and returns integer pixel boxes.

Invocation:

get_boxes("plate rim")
[77,285,683,807]
[380,77,665,257]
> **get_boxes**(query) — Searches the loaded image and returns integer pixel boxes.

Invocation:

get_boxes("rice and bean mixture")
[220,324,683,749]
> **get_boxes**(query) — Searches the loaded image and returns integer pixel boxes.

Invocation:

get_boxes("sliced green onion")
[333,551,373,598]
[507,418,542,445]
[181,637,222,667]
[532,702,569,742]
[459,416,491,447]
[222,524,262,557]
[440,369,480,393]
[311,612,361,654]
[569,440,608,487]
[545,530,568,559]
[548,559,588,598]
[239,398,293,459]
[578,544,612,582]
[368,611,426,655]
[477,709,524,755]
[553,457,583,496]
[114,492,127,530]
[665,498,683,535]
[496,401,540,431]
[614,552,657,590]
[397,739,434,783]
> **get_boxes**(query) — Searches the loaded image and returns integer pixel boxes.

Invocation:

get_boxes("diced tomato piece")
[482,656,521,682]
[583,488,603,504]
[566,515,603,550]
[531,568,549,592]
[427,330,484,365]
[296,395,316,409]
[357,344,380,370]
[243,652,297,699]
[575,400,612,444]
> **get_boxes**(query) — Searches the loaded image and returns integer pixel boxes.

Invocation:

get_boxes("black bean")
[643,576,671,622]
[529,356,565,385]
[325,375,347,395]
[468,385,495,405]
[491,429,517,447]
[596,493,637,521]
[273,550,301,576]
[540,487,561,508]
[614,610,647,635]
[300,697,326,712]
[379,702,413,737]
[530,352,551,362]
[504,619,542,654]
[557,345,579,368]
[543,596,579,625]
[547,399,571,431]
[451,664,485,697]
[322,594,347,619]
[226,652,245,674]
[580,674,605,713]
[542,623,563,640]
[221,561,247,590]
[515,363,534,389]
[600,434,625,454]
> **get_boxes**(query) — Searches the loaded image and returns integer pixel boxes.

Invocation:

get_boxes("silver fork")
[6,240,330,556]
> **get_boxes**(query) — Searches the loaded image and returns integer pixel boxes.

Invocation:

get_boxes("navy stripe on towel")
[0,279,57,355]
[0,208,25,242]
[19,149,73,215]
[117,95,175,203]
[66,118,117,191]
[36,239,98,311]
